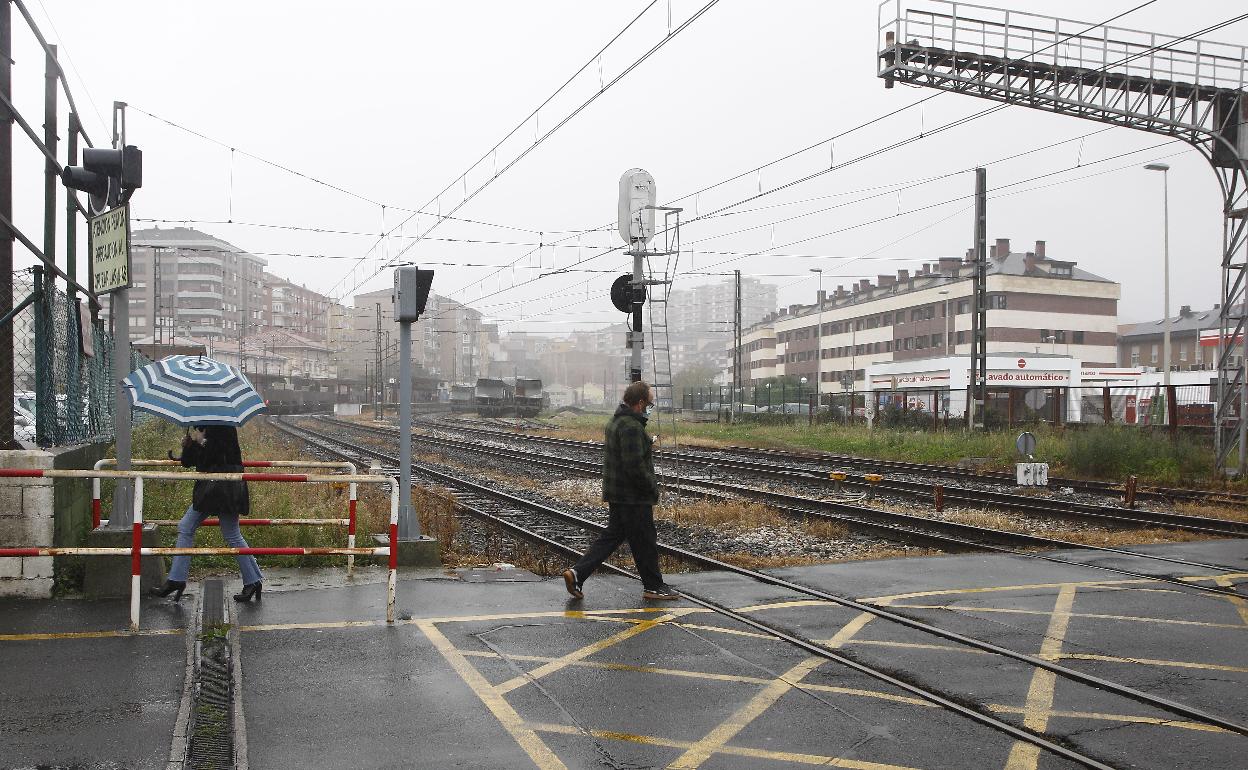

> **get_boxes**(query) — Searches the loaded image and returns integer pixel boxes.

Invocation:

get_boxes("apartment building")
[261,272,333,342]
[737,239,1120,391]
[333,288,494,385]
[1117,304,1229,371]
[667,276,777,374]
[125,227,267,343]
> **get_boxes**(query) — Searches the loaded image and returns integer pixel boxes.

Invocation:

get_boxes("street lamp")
[1145,162,1171,416]
[810,268,823,412]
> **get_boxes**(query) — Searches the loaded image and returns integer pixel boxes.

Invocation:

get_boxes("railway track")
[268,415,1248,766]
[329,415,1248,541]
[304,415,1245,593]
[435,413,1245,507]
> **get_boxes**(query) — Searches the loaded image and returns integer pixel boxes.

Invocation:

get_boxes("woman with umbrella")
[125,355,267,603]
[151,425,263,602]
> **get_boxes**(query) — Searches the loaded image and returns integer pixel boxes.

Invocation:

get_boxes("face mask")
[644,405,654,416]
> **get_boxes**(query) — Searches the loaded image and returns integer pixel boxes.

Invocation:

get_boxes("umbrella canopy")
[124,355,267,427]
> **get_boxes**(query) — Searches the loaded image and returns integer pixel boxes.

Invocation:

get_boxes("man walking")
[563,381,678,600]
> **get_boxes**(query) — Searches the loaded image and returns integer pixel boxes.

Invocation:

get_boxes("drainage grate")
[187,579,235,769]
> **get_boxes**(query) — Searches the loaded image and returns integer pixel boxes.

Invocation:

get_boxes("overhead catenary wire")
[330,0,725,301]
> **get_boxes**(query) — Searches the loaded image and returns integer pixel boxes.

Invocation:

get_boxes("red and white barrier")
[0,468,397,630]
[92,458,361,577]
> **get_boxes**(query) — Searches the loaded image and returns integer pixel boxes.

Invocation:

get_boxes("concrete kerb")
[0,468,400,630]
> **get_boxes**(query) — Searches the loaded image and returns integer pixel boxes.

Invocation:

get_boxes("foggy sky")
[8,1,1247,334]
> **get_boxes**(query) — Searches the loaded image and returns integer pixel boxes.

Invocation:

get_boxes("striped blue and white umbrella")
[123,355,267,427]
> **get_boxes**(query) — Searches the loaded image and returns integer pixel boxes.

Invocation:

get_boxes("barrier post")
[387,477,398,623]
[91,476,101,529]
[934,484,944,513]
[130,477,144,631]
[347,482,358,578]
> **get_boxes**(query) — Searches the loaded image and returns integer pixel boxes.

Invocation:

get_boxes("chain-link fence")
[8,268,149,447]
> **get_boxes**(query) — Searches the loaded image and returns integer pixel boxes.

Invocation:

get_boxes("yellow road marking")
[1060,652,1248,674]
[416,620,567,770]
[526,722,922,769]
[892,604,1248,630]
[987,705,1230,734]
[667,611,876,770]
[460,649,934,706]
[865,573,1248,605]
[1004,585,1077,770]
[0,627,183,642]
[494,609,696,695]
[1213,576,1248,626]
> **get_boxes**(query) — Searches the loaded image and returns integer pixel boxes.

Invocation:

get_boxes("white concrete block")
[21,486,54,517]
[0,576,53,598]
[0,559,22,579]
[0,516,38,545]
[21,556,54,579]
[0,450,53,470]
[0,485,22,512]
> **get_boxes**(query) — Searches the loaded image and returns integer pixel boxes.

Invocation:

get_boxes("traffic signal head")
[393,266,435,321]
[61,145,143,215]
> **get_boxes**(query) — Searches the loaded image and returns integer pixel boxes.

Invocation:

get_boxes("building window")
[957,300,970,314]
[903,338,913,350]
[895,311,906,324]
[931,334,942,347]
[989,294,1007,309]
[956,331,967,345]
[1072,331,1084,344]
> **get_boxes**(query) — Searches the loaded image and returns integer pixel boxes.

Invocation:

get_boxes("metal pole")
[812,268,823,415]
[110,102,132,528]
[66,111,81,438]
[969,167,987,430]
[1161,168,1171,422]
[732,269,741,422]
[374,303,383,419]
[397,318,418,538]
[0,0,15,448]
[630,250,643,382]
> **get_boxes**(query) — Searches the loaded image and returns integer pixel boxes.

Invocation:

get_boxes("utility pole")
[630,244,644,383]
[968,167,987,431]
[732,269,742,422]
[374,303,383,419]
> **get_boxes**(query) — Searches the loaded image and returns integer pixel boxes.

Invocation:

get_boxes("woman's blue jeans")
[167,505,263,585]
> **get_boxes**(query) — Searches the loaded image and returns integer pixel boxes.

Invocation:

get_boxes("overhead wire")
[331,0,726,301]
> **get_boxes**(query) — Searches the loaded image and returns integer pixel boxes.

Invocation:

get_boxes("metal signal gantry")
[876,0,1248,475]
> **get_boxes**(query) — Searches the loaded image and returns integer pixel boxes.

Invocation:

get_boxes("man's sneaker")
[642,584,679,600]
[562,569,583,599]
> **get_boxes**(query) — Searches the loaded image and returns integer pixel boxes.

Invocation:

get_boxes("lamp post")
[765,382,772,411]
[810,268,823,414]
[799,376,807,412]
[1145,162,1171,423]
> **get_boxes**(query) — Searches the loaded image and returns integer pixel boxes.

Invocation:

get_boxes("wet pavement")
[2,542,1247,769]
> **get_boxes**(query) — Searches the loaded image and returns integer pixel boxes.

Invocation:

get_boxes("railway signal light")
[61,145,143,215]
[394,266,435,321]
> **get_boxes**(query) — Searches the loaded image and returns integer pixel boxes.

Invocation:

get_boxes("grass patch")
[98,418,459,575]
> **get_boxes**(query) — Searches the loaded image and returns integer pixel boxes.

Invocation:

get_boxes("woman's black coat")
[180,426,250,516]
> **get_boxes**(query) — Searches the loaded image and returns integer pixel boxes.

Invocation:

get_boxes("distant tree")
[673,365,720,393]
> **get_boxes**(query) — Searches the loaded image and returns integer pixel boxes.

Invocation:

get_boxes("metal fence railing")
[678,383,1222,432]
[9,267,149,447]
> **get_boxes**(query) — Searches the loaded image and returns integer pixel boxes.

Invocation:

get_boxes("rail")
[0,468,399,630]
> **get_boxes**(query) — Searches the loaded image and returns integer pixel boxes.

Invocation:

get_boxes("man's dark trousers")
[572,502,662,590]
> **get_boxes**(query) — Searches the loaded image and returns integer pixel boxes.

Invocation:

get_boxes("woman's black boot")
[150,580,186,601]
[233,582,262,602]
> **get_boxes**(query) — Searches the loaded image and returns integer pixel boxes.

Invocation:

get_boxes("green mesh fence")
[9,268,150,447]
